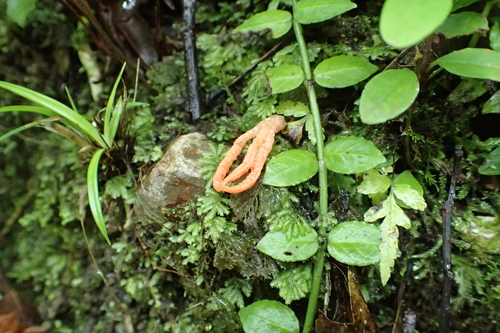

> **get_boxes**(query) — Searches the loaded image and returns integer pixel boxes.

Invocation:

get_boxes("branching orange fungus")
[213,115,287,193]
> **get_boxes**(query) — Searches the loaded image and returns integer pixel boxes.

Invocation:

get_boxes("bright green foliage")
[324,136,386,174]
[219,278,253,309]
[393,170,421,191]
[263,149,318,186]
[363,172,427,284]
[266,65,305,94]
[257,226,319,262]
[489,20,500,51]
[452,0,481,11]
[327,221,380,266]
[433,48,500,81]
[380,0,452,48]
[483,90,500,114]
[270,264,312,304]
[293,0,357,25]
[6,0,37,27]
[448,78,488,105]
[358,169,391,195]
[478,146,500,175]
[436,12,489,38]
[314,55,378,88]
[239,300,300,333]
[233,10,292,38]
[275,100,309,117]
[87,148,109,244]
[359,68,419,124]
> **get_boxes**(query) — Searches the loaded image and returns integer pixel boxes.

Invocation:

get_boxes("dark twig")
[181,0,203,121]
[439,148,463,333]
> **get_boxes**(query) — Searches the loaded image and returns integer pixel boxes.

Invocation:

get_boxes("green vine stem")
[292,13,329,333]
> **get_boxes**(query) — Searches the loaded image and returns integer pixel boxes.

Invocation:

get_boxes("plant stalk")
[293,16,328,333]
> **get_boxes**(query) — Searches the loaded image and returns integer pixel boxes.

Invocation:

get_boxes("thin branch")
[439,147,463,333]
[181,0,203,121]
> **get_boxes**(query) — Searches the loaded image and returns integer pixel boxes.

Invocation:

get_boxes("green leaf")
[379,218,399,285]
[358,170,391,195]
[239,300,299,333]
[447,78,488,105]
[489,20,500,52]
[257,227,319,262]
[483,90,500,114]
[103,63,126,147]
[365,193,411,285]
[433,48,500,81]
[270,264,311,304]
[266,65,305,94]
[0,117,60,143]
[359,69,419,124]
[479,146,500,175]
[380,0,452,48]
[392,184,427,211]
[293,0,357,25]
[263,150,318,187]
[275,100,310,117]
[436,12,488,39]
[7,0,37,27]
[233,10,292,39]
[324,136,386,174]
[88,148,111,244]
[393,171,423,196]
[314,55,378,88]
[327,222,380,266]
[0,81,106,147]
[452,0,481,12]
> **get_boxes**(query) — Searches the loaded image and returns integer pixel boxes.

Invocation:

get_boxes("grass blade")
[0,105,58,117]
[0,81,107,147]
[103,63,127,147]
[87,148,111,244]
[0,117,62,142]
[107,95,123,145]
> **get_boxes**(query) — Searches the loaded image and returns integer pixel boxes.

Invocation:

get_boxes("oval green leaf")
[257,228,319,262]
[359,69,419,124]
[239,300,299,333]
[324,136,386,174]
[266,65,305,94]
[263,150,318,187]
[233,10,292,39]
[327,221,380,266]
[294,0,357,25]
[436,12,488,39]
[314,55,378,88]
[433,48,500,81]
[380,0,452,48]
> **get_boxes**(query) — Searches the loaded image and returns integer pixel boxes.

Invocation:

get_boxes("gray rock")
[135,132,210,224]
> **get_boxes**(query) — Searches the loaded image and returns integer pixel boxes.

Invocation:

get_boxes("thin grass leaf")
[87,148,111,244]
[0,81,107,147]
[126,102,149,109]
[64,85,79,112]
[106,96,124,146]
[0,117,62,142]
[103,63,127,147]
[0,105,58,117]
